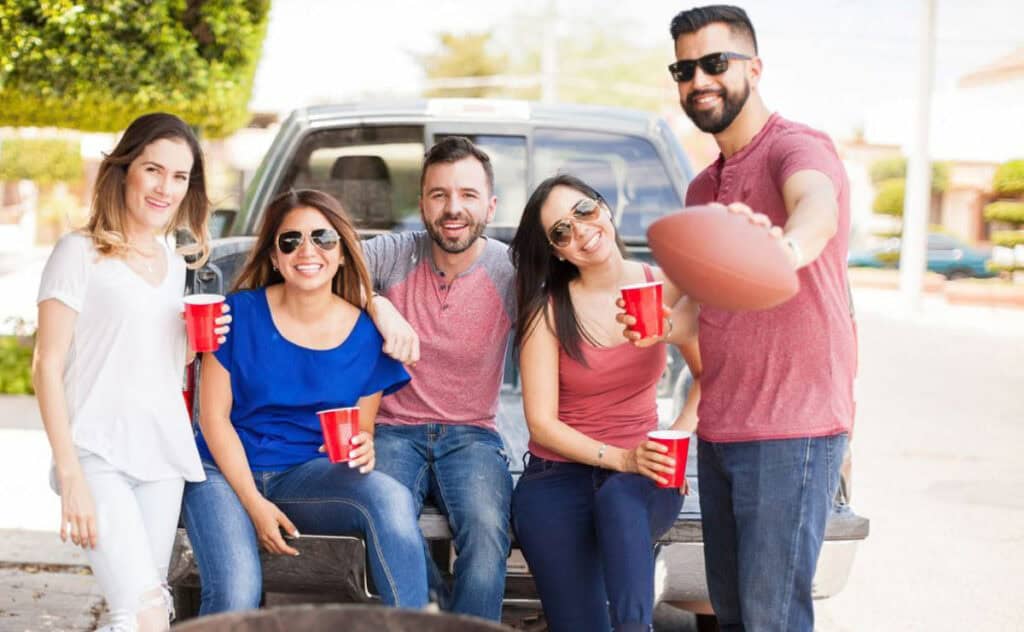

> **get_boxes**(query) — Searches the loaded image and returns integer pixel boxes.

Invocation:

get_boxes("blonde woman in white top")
[33,113,230,632]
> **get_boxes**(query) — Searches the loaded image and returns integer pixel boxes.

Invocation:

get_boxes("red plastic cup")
[318,407,360,463]
[183,294,225,353]
[648,429,692,488]
[620,281,664,338]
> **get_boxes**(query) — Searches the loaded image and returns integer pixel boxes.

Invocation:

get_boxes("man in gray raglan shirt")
[366,136,514,622]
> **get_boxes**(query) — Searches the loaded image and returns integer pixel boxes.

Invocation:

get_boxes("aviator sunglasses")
[667,51,751,83]
[548,198,603,248]
[276,228,340,254]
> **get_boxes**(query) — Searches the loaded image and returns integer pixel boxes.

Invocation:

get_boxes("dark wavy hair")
[231,189,374,317]
[669,5,758,53]
[509,174,626,364]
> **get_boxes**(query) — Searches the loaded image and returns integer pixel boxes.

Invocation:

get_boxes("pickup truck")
[170,98,869,630]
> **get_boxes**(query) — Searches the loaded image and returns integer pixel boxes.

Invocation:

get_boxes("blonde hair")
[232,189,376,317]
[86,112,211,268]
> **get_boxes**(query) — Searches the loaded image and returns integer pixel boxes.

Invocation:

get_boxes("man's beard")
[682,80,750,134]
[424,213,486,254]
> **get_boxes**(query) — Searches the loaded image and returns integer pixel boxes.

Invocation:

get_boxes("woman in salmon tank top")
[508,173,702,632]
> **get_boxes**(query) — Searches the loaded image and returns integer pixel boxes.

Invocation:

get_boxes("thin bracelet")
[597,443,607,463]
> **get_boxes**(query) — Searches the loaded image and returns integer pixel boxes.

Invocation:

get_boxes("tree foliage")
[419,22,669,113]
[868,156,949,194]
[421,32,508,99]
[991,230,1024,248]
[0,0,269,137]
[983,200,1024,225]
[0,138,82,184]
[992,159,1024,197]
[0,335,33,395]
[872,178,905,216]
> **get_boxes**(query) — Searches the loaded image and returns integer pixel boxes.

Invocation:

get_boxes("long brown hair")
[86,112,210,267]
[232,189,375,316]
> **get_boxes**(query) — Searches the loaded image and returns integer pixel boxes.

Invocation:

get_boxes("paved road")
[2,288,1022,630]
[815,290,1024,631]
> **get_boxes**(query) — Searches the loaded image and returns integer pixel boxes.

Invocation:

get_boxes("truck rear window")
[534,129,683,242]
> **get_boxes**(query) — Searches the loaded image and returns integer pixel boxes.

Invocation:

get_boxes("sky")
[249,0,1024,160]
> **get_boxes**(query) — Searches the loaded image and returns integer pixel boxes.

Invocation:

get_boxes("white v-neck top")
[37,232,204,483]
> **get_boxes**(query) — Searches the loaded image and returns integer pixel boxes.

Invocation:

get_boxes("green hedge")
[0,336,33,395]
[0,0,269,138]
[868,157,949,193]
[983,200,1024,225]
[0,138,82,184]
[991,230,1024,248]
[992,160,1024,197]
[872,178,905,216]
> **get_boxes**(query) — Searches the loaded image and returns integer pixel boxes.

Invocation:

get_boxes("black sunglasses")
[276,228,340,254]
[668,51,751,83]
[548,198,603,248]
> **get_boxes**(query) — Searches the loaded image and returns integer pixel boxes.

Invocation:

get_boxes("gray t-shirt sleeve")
[360,232,421,293]
[481,239,517,325]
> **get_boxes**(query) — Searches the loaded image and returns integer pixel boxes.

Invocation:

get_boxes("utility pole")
[540,0,559,103]
[899,0,938,310]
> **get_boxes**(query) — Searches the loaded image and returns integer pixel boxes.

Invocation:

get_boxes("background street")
[2,286,1022,631]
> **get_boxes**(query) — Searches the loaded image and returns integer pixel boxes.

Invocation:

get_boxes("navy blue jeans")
[182,458,428,614]
[373,423,513,621]
[698,433,848,632]
[511,457,684,632]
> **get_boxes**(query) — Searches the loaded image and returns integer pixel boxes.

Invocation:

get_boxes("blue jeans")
[698,433,848,632]
[181,458,428,614]
[373,423,512,621]
[511,457,685,632]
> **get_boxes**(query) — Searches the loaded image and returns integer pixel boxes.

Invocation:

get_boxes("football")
[646,205,799,311]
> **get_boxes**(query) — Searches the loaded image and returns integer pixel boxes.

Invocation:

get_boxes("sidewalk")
[0,397,104,631]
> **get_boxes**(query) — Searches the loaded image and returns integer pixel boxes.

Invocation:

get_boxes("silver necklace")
[132,244,158,274]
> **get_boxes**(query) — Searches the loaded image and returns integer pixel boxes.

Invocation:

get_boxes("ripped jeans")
[78,451,183,631]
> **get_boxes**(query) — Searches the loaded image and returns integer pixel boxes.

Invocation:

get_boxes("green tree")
[0,138,82,184]
[0,0,269,137]
[868,157,949,194]
[983,200,1024,225]
[873,178,905,216]
[418,21,670,113]
[992,159,1024,197]
[421,32,508,98]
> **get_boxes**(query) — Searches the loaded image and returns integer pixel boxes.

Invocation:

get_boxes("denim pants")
[697,433,848,632]
[181,457,428,614]
[373,423,512,621]
[511,457,685,632]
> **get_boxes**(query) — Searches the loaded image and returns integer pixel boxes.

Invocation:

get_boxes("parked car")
[847,232,994,279]
[171,99,869,630]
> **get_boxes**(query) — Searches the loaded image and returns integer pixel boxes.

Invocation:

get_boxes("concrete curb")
[848,268,1024,310]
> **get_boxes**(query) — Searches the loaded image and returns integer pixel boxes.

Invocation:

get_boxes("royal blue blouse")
[195,287,409,470]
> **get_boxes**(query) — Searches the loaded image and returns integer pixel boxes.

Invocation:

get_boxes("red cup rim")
[316,406,360,416]
[648,429,692,440]
[620,281,664,292]
[184,293,225,306]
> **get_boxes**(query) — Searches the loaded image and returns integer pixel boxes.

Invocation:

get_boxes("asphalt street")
[1,287,1022,631]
